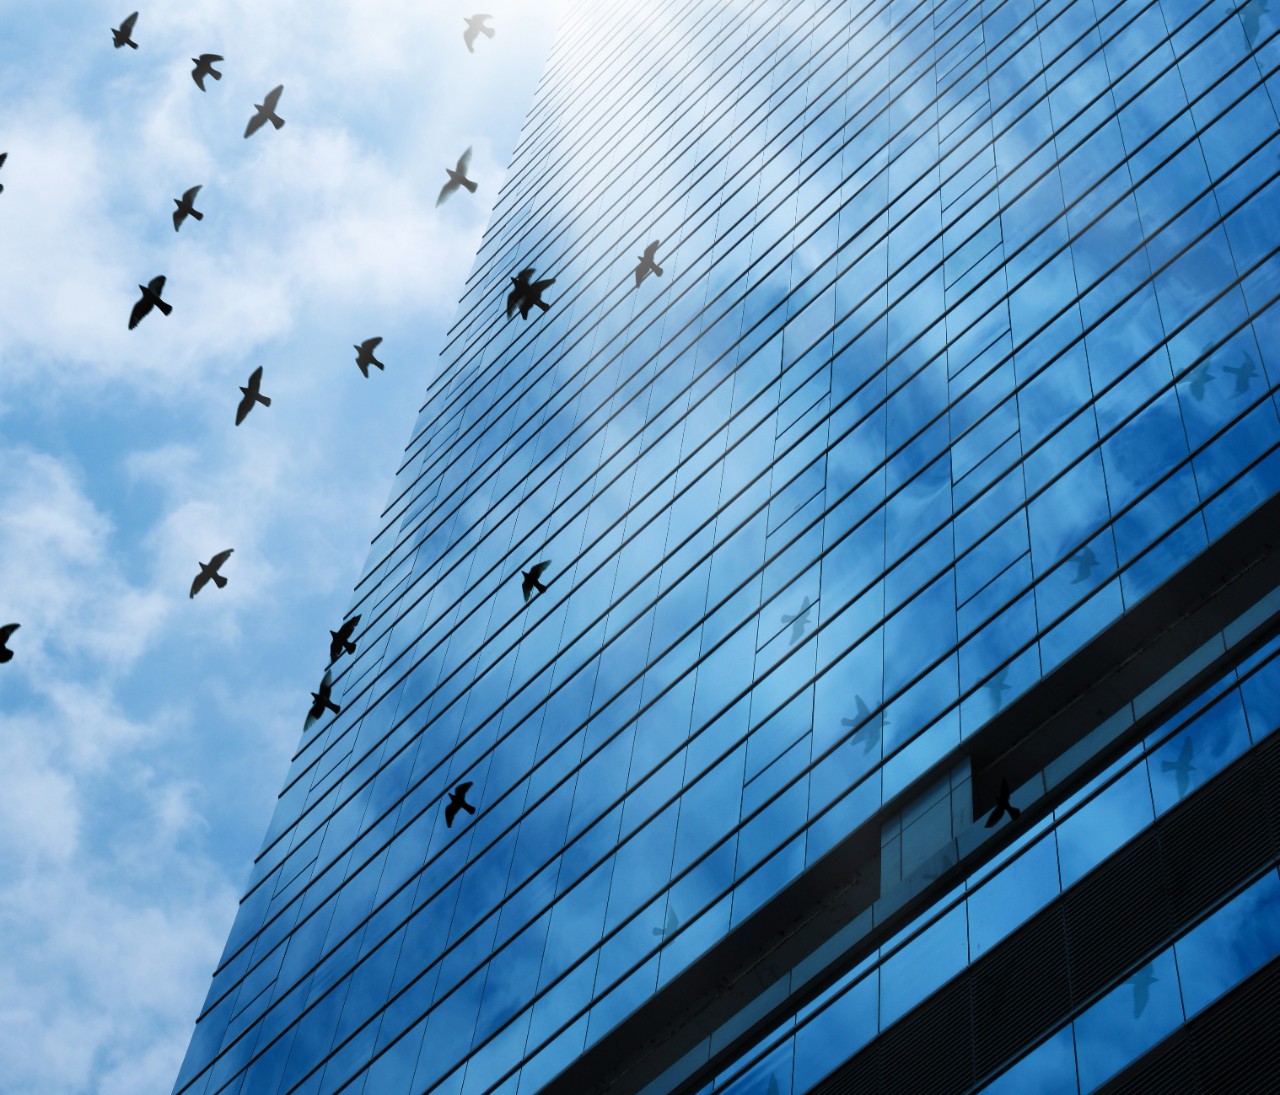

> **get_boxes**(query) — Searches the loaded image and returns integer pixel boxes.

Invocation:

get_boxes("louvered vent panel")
[1189,957,1280,1093]
[880,985,974,1095]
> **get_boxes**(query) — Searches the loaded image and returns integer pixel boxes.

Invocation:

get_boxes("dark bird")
[244,85,285,138]
[463,14,495,53]
[1126,964,1157,1018]
[189,549,233,598]
[766,1077,781,1095]
[112,11,138,49]
[781,596,813,644]
[984,776,1021,828]
[634,240,663,287]
[0,151,7,194]
[329,614,362,663]
[306,672,341,726]
[986,665,1010,708]
[172,185,203,231]
[437,147,478,206]
[1068,545,1098,585]
[1231,0,1270,42]
[1160,736,1196,799]
[521,560,552,602]
[506,267,556,319]
[1223,352,1258,395]
[235,365,271,425]
[652,904,679,940]
[842,694,887,754]
[0,623,18,663]
[354,337,385,377]
[445,781,476,827]
[1184,357,1215,401]
[129,275,172,329]
[191,53,223,90]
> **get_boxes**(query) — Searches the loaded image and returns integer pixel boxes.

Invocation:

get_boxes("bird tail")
[191,209,204,220]
[535,299,550,311]
[373,358,385,371]
[212,572,227,588]
[482,25,495,37]
[156,299,173,316]
[652,262,664,276]
[1007,803,1021,821]
[462,177,478,193]
[127,40,138,49]
[212,69,222,80]
[257,394,272,407]
[534,579,546,593]
[270,114,285,130]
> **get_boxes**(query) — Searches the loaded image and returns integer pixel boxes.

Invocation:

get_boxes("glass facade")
[173,1,1280,1093]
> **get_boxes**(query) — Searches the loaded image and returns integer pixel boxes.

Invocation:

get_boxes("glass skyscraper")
[173,0,1280,1092]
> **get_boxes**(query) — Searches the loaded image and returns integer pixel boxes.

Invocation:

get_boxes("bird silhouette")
[112,11,138,49]
[781,596,813,643]
[1068,545,1098,584]
[190,549,233,598]
[986,666,1010,708]
[766,1076,781,1095]
[354,337,385,377]
[0,623,19,663]
[235,366,271,425]
[1231,0,1271,41]
[0,151,7,194]
[329,614,362,663]
[521,560,552,602]
[437,147,478,206]
[634,240,663,287]
[129,276,172,329]
[652,904,680,940]
[244,85,285,138]
[191,54,223,90]
[1160,736,1196,798]
[842,694,887,754]
[507,268,556,319]
[1126,964,1157,1018]
[445,781,476,827]
[984,776,1021,828]
[1184,357,1215,401]
[1223,352,1258,395]
[306,672,341,726]
[463,14,495,53]
[172,185,203,231]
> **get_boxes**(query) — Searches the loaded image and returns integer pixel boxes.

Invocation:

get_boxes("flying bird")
[652,904,679,940]
[112,11,138,49]
[986,665,1010,708]
[1067,545,1098,584]
[0,623,18,663]
[445,781,476,827]
[0,151,7,193]
[1184,357,1215,401]
[506,267,555,319]
[781,596,813,643]
[984,776,1021,828]
[354,337,385,377]
[307,672,341,725]
[235,366,271,425]
[129,275,172,329]
[463,14,495,52]
[329,614,362,663]
[1223,352,1258,395]
[191,53,223,90]
[1160,736,1196,799]
[244,85,285,138]
[521,560,552,602]
[634,240,663,287]
[842,694,886,754]
[437,147,478,206]
[189,549,233,598]
[172,185,203,231]
[1126,964,1157,1018]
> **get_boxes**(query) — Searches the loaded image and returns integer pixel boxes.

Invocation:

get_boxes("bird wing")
[201,53,223,63]
[463,26,477,50]
[340,613,361,639]
[128,296,149,329]
[644,240,660,260]
[530,277,556,293]
[0,623,19,641]
[529,560,551,580]
[437,178,457,206]
[247,365,263,391]
[0,152,6,169]
[172,206,184,230]
[235,393,253,425]
[183,185,202,203]
[516,267,535,285]
[634,264,645,288]
[457,781,473,796]
[264,85,284,111]
[457,147,473,173]
[209,548,234,570]
[189,571,206,598]
[121,12,138,34]
[506,288,519,318]
[361,336,382,353]
[244,111,265,138]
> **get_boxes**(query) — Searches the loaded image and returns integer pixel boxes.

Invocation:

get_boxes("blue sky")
[0,2,562,1090]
